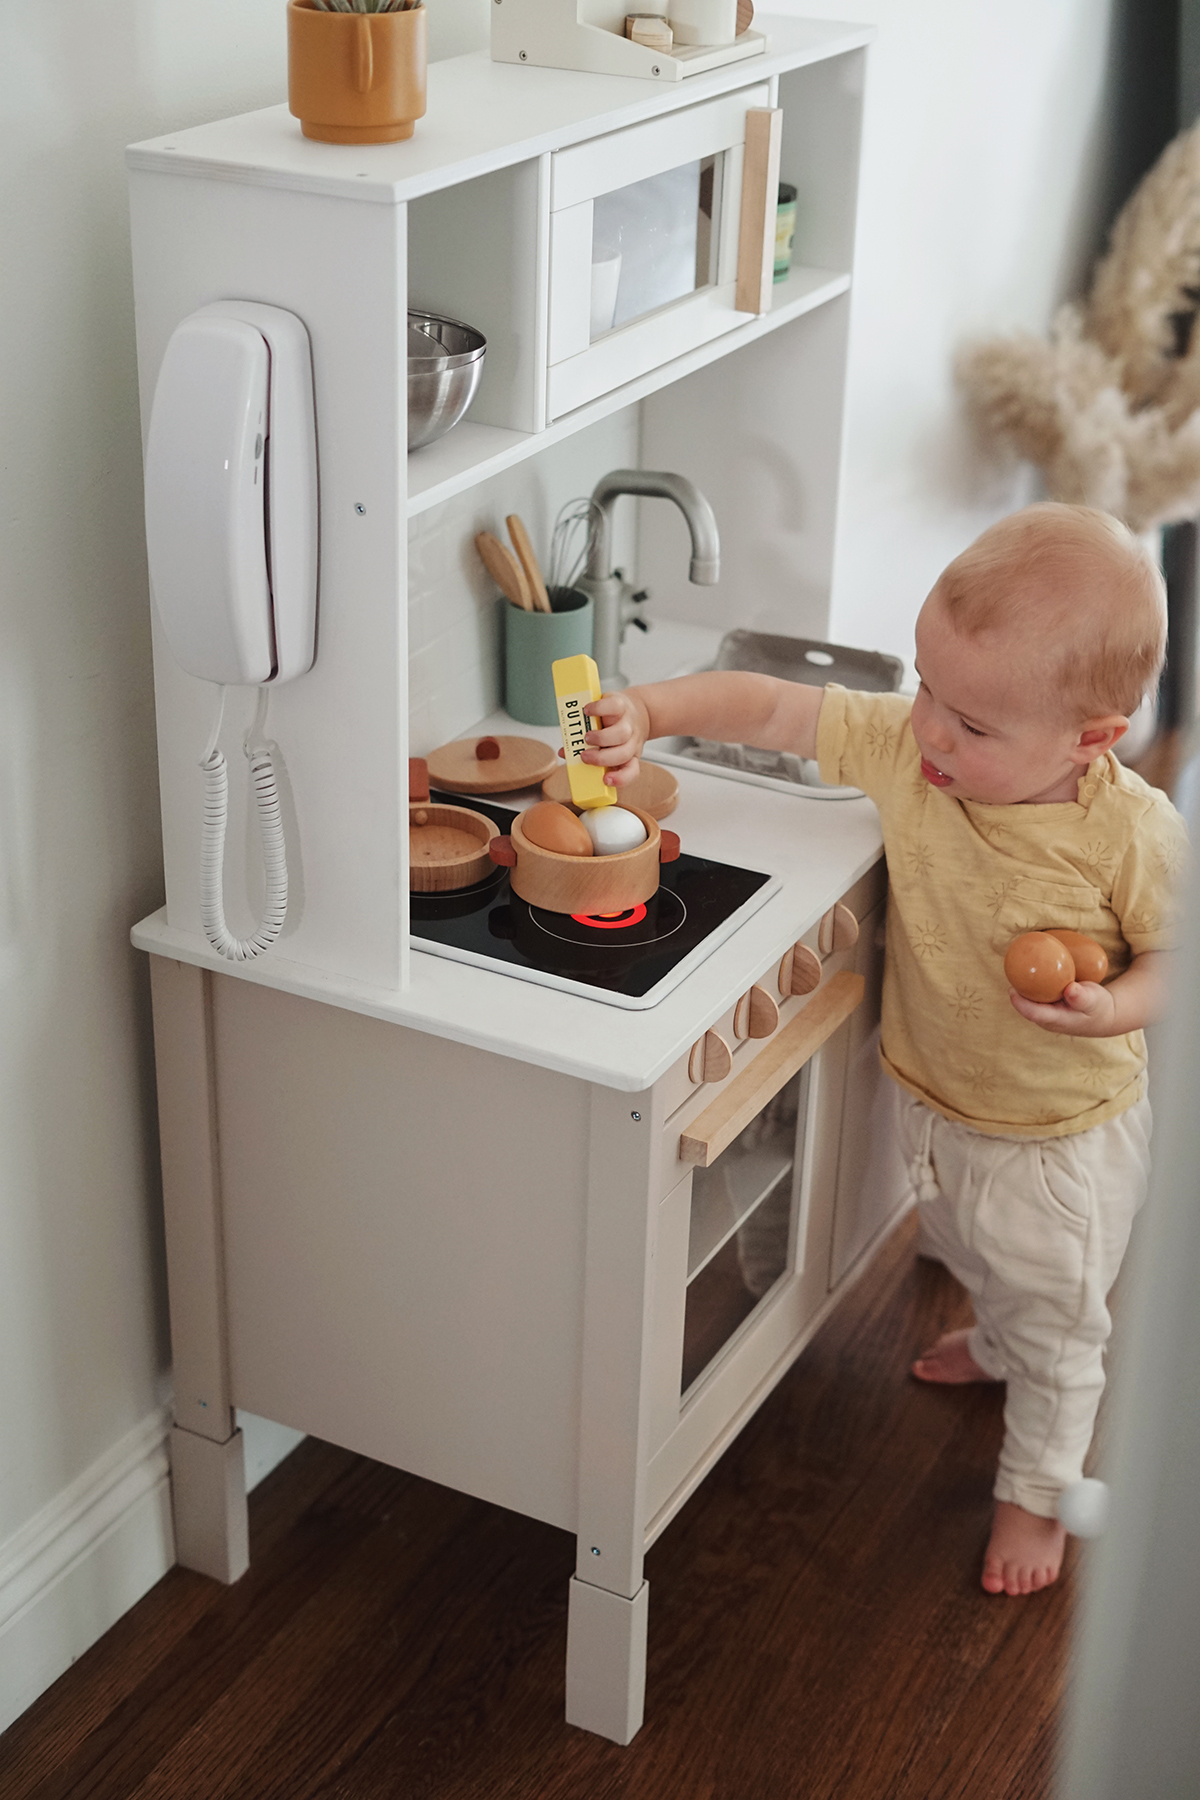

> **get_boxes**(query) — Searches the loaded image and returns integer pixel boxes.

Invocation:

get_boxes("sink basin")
[642,630,901,800]
[649,738,863,800]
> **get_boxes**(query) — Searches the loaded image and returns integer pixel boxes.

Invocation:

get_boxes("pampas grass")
[958,121,1200,532]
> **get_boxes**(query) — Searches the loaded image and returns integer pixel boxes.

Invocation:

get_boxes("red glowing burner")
[571,904,649,930]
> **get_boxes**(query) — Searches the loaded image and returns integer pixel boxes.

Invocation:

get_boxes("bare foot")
[981,1500,1066,1595]
[911,1328,998,1384]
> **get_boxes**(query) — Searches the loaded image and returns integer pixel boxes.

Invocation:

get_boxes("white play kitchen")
[127,13,911,1746]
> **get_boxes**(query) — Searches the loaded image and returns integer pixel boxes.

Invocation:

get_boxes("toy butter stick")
[552,654,617,812]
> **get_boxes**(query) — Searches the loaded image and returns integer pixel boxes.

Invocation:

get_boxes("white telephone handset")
[144,302,318,960]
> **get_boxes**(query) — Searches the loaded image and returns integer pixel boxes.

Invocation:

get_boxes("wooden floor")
[1,1210,1078,1800]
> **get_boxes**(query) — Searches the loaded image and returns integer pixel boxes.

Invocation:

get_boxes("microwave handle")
[679,969,864,1168]
[734,107,783,315]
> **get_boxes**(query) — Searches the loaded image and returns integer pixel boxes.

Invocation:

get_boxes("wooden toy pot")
[489,806,680,912]
[287,0,427,145]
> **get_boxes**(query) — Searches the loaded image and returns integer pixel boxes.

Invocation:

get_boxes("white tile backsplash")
[407,408,641,754]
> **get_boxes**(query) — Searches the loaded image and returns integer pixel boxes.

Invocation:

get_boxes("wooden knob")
[659,829,681,864]
[489,835,517,866]
[778,942,822,997]
[409,757,430,803]
[734,984,780,1040]
[475,737,501,761]
[688,1030,733,1085]
[818,903,859,957]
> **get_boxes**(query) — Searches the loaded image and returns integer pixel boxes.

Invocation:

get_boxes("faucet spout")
[587,469,720,586]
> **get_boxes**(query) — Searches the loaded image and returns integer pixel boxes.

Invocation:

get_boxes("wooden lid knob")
[409,757,430,802]
[476,737,501,761]
[489,835,517,866]
[659,829,681,863]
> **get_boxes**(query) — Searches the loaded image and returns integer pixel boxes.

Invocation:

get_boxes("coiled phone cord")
[198,686,289,961]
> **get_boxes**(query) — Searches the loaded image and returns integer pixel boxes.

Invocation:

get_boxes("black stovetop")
[410,791,776,1009]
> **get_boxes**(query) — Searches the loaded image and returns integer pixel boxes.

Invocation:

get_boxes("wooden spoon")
[475,531,532,611]
[506,513,552,613]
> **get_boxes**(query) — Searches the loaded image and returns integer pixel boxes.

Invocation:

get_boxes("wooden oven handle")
[679,970,864,1168]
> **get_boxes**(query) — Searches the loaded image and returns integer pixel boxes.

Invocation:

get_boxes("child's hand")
[556,689,651,790]
[1009,981,1119,1036]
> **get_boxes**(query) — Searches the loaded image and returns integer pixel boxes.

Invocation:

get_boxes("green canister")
[774,182,797,284]
[503,588,594,726]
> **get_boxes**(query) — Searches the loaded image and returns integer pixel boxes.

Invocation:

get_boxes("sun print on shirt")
[865,720,898,761]
[910,919,948,959]
[951,984,983,1022]
[1080,1055,1113,1092]
[984,879,1016,916]
[1154,832,1186,878]
[905,842,934,879]
[1078,838,1118,879]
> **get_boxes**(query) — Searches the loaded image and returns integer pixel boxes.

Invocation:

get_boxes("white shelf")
[125,20,873,206]
[406,263,849,515]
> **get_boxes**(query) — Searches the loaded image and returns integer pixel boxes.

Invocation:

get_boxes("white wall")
[0,0,485,1735]
[774,0,1127,668]
[0,0,1133,1737]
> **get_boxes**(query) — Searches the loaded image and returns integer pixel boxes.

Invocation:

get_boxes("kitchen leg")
[149,956,249,1583]
[565,1082,662,1742]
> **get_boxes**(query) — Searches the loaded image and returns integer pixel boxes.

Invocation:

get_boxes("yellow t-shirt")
[816,686,1189,1137]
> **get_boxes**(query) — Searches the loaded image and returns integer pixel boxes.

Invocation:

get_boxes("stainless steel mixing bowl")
[407,311,487,450]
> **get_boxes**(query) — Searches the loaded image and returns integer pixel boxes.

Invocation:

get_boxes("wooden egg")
[1004,931,1075,1003]
[581,805,648,856]
[1046,929,1109,984]
[520,800,593,857]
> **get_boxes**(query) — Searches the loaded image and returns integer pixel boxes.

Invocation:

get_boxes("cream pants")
[897,1088,1152,1519]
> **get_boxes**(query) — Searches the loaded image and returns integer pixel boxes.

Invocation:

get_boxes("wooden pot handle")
[354,15,374,92]
[659,830,681,863]
[489,836,517,867]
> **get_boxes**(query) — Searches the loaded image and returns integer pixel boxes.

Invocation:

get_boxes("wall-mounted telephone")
[144,302,318,961]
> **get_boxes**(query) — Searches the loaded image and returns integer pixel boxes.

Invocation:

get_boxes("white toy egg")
[582,805,648,856]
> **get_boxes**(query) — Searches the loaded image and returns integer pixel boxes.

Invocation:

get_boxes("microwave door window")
[590,155,720,341]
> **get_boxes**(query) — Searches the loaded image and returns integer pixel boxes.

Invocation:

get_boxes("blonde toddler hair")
[935,503,1167,720]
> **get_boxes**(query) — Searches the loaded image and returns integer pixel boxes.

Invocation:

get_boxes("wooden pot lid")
[540,758,679,818]
[425,734,560,794]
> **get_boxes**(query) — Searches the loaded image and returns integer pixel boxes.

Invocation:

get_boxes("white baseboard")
[0,1407,305,1737]
[0,1408,174,1737]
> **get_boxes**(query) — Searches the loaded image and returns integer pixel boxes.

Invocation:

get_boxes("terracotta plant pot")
[287,0,427,145]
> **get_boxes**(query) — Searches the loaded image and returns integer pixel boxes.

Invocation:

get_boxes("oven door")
[644,913,889,1534]
[546,84,771,420]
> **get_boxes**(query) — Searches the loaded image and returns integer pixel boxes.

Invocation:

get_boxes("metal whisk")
[548,498,604,595]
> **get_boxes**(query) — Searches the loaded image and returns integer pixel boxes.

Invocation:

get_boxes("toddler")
[583,503,1187,1597]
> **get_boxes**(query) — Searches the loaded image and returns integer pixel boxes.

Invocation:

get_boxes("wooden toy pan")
[489,806,680,913]
[408,757,498,892]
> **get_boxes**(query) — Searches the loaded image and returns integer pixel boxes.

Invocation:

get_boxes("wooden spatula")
[475,531,532,610]
[505,514,553,613]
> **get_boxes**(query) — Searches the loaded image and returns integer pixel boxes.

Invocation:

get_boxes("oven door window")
[680,1064,810,1395]
[590,155,721,340]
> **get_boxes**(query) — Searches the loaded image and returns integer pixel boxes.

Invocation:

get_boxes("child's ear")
[1070,714,1128,762]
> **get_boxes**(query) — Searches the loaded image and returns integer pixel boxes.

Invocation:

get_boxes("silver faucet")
[575,469,720,688]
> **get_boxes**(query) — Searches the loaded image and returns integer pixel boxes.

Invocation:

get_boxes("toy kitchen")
[128,11,910,1747]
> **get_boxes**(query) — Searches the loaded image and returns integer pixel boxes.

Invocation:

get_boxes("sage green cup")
[503,588,594,726]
